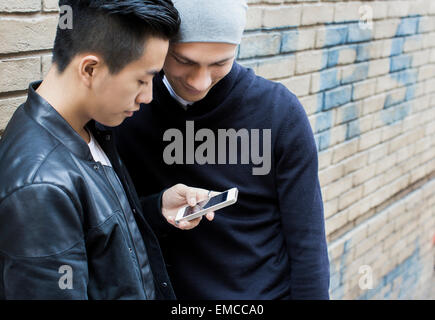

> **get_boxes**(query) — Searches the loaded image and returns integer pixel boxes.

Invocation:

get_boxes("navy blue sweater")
[115,62,330,299]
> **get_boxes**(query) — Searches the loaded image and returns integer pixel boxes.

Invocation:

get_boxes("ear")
[78,55,102,88]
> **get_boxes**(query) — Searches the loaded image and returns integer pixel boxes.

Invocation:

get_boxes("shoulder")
[0,106,77,200]
[0,182,83,258]
[234,65,315,150]
[239,64,307,121]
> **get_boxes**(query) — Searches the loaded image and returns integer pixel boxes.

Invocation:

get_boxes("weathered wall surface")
[238,0,435,299]
[0,0,434,299]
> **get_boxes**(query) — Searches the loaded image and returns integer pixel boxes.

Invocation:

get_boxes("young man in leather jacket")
[0,0,213,299]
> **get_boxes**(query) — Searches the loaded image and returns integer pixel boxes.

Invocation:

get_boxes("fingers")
[184,187,210,206]
[174,212,214,230]
[185,188,199,206]
[196,189,211,202]
[205,211,215,221]
[175,183,219,205]
[175,216,203,230]
[165,209,203,230]
[164,184,220,230]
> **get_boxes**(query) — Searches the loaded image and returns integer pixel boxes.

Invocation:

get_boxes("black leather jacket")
[0,82,175,299]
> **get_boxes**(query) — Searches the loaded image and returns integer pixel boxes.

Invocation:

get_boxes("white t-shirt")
[162,75,194,110]
[88,130,112,167]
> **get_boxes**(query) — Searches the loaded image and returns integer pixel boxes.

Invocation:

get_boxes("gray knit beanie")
[172,0,248,45]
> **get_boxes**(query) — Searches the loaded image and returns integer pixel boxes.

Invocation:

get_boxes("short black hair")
[52,0,180,74]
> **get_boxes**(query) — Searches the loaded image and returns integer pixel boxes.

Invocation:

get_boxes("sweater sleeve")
[139,188,174,238]
[274,90,330,299]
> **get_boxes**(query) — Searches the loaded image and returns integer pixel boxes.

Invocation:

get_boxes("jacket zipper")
[99,164,149,299]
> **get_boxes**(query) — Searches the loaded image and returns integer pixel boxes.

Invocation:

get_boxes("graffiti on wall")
[313,15,422,151]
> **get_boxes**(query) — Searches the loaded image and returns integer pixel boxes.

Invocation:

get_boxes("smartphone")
[175,187,238,223]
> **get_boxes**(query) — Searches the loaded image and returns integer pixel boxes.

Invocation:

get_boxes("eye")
[174,56,193,65]
[138,80,147,85]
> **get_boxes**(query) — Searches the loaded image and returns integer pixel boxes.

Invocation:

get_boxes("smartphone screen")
[183,191,229,217]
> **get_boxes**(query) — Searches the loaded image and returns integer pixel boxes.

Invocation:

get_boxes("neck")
[36,66,91,143]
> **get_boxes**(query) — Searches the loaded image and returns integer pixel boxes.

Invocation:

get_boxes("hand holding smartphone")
[175,187,238,223]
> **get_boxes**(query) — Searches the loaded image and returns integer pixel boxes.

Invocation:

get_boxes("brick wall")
[238,0,435,299]
[0,0,434,299]
[0,0,58,133]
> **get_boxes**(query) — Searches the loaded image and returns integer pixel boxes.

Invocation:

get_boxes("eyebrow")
[171,52,235,65]
[146,70,160,76]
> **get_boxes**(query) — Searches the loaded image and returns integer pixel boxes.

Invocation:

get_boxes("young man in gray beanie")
[115,0,330,299]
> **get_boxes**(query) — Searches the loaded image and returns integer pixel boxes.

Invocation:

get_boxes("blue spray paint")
[381,15,422,125]
[314,16,423,151]
[314,23,363,151]
[329,239,351,300]
[357,238,422,300]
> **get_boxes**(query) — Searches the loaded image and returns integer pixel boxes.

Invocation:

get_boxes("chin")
[97,118,125,128]
[113,118,126,127]
[182,91,208,103]
[174,83,209,102]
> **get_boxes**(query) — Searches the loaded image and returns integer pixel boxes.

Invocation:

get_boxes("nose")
[185,67,212,92]
[135,83,153,105]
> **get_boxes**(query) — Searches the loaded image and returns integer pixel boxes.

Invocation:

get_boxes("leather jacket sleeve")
[0,183,89,299]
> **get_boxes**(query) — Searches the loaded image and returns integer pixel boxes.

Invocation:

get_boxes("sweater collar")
[153,61,243,117]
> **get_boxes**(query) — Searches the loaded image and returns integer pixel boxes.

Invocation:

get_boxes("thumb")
[185,187,198,206]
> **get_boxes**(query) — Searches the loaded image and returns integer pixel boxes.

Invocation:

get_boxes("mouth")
[182,83,204,96]
[124,109,139,117]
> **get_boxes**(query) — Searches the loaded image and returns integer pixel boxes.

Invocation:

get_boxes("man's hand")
[162,184,217,230]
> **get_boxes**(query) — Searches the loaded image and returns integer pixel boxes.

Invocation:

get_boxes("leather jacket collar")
[24,81,106,162]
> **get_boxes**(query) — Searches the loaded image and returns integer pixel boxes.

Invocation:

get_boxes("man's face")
[163,42,237,103]
[90,37,169,127]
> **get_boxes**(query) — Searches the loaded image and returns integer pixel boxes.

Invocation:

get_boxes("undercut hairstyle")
[52,0,180,74]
